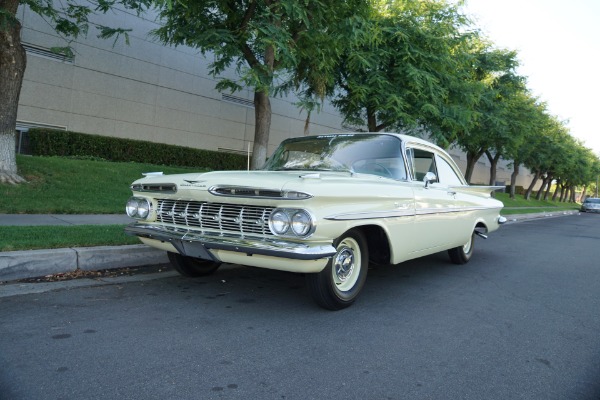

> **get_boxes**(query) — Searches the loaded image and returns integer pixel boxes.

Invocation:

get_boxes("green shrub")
[28,129,247,170]
[505,185,525,195]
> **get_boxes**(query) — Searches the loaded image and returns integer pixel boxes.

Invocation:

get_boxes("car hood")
[131,170,378,198]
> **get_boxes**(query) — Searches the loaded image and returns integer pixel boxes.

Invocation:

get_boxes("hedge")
[28,129,247,170]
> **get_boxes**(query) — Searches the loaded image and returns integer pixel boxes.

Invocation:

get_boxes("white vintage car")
[125,133,505,310]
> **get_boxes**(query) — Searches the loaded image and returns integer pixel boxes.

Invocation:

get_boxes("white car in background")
[125,133,506,310]
[580,197,600,213]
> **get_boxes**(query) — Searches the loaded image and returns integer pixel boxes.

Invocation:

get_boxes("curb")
[502,210,580,224]
[0,210,581,283]
[0,244,168,282]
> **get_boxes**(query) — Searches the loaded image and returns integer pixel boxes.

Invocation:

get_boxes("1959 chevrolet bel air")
[125,133,506,310]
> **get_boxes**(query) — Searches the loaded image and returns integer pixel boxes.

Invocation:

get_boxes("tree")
[152,0,368,170]
[453,47,523,183]
[0,0,149,184]
[327,0,474,137]
[505,95,547,198]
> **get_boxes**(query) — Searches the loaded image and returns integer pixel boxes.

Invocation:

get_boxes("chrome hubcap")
[332,237,361,292]
[334,247,355,282]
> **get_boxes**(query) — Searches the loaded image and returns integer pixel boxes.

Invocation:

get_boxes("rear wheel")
[306,229,369,310]
[167,252,221,277]
[448,232,475,265]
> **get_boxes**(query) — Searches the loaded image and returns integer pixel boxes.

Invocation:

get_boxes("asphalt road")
[1,214,599,400]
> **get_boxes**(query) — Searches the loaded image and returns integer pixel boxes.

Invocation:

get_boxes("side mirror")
[423,172,437,188]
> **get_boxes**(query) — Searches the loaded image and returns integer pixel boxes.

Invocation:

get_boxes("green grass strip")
[0,225,139,252]
[0,156,198,214]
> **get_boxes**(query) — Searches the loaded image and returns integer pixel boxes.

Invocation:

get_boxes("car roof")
[304,132,447,153]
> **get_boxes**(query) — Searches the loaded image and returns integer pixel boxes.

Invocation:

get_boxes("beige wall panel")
[68,114,117,136]
[193,77,221,101]
[69,91,118,122]
[155,87,220,116]
[117,57,161,86]
[121,37,163,65]
[218,102,251,125]
[152,107,192,132]
[74,46,122,76]
[71,68,118,98]
[214,118,247,141]
[110,78,157,104]
[22,56,74,88]
[16,106,70,129]
[112,121,159,142]
[112,99,157,126]
[19,81,72,113]
[157,67,199,95]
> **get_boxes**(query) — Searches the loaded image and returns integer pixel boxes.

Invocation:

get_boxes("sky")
[460,0,600,155]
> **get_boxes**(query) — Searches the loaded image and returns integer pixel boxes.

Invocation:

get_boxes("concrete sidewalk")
[0,210,581,283]
[0,214,133,226]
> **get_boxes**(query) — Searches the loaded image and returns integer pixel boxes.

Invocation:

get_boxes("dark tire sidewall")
[307,229,369,309]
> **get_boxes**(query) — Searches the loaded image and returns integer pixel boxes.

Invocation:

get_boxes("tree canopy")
[1,0,598,196]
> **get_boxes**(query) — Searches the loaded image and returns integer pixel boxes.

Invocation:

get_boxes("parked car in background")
[125,133,506,310]
[580,197,600,213]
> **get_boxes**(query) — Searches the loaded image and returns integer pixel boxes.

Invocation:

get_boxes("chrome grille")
[156,199,274,236]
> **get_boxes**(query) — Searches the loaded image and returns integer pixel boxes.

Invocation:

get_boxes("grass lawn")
[495,192,580,215]
[0,156,580,251]
[0,225,140,252]
[0,155,199,214]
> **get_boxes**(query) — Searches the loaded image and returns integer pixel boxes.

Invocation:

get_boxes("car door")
[406,146,469,254]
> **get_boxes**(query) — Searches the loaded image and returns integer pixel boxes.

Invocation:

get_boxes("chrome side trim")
[415,206,493,216]
[325,210,414,221]
[326,206,501,221]
[125,223,336,261]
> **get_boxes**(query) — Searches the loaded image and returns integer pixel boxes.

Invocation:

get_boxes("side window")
[408,148,438,182]
[435,155,464,185]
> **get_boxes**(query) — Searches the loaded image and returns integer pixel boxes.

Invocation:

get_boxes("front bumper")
[125,223,336,261]
[582,207,600,213]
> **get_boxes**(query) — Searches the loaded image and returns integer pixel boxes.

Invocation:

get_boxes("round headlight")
[137,198,151,219]
[291,211,312,236]
[126,197,139,217]
[269,210,290,235]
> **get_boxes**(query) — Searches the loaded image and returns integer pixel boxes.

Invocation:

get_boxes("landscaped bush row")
[28,129,247,170]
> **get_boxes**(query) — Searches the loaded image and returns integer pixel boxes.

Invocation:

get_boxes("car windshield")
[584,198,600,204]
[262,134,407,179]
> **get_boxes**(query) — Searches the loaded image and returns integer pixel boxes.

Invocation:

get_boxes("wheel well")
[475,221,488,234]
[356,225,391,265]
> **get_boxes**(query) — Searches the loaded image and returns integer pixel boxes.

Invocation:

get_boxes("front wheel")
[448,232,475,265]
[306,229,369,310]
[167,252,221,277]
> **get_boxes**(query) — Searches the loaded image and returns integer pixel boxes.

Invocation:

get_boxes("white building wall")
[16,5,536,189]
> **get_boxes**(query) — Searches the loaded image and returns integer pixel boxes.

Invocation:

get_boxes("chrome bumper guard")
[125,223,336,261]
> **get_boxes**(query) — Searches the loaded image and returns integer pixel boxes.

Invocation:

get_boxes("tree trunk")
[485,150,501,186]
[509,161,520,199]
[579,185,587,202]
[250,90,271,170]
[524,170,541,200]
[543,176,553,200]
[0,0,27,184]
[551,179,561,201]
[535,175,549,200]
[366,107,377,132]
[464,150,484,184]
